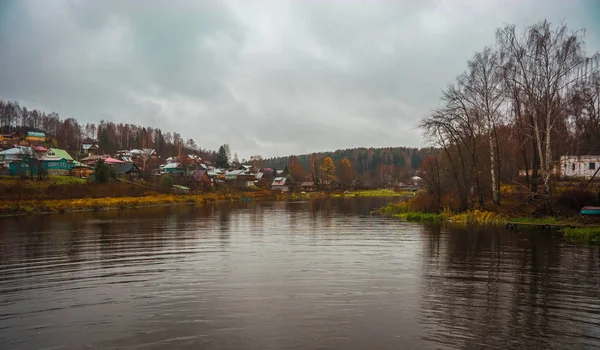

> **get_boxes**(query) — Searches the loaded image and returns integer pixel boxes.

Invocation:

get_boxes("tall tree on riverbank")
[464,47,505,204]
[497,20,588,211]
[338,158,353,187]
[320,156,337,182]
[288,156,306,182]
[216,145,229,169]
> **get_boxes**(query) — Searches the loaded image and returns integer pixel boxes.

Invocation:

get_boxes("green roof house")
[44,148,74,161]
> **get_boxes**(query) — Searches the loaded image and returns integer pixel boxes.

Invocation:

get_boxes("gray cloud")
[1,0,599,158]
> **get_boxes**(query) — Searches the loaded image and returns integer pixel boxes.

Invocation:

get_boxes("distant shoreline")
[0,189,413,217]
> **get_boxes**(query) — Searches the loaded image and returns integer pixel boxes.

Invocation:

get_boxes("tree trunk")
[543,107,553,214]
[489,131,499,204]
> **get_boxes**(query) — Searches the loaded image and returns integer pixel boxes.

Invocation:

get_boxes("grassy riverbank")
[562,227,600,244]
[337,189,417,197]
[0,190,279,216]
[0,177,409,216]
[379,203,507,225]
[377,202,600,244]
[287,189,416,200]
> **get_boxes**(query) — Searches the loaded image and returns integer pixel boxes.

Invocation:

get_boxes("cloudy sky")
[1,0,599,158]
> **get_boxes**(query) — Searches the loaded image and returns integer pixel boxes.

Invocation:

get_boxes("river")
[1,197,599,349]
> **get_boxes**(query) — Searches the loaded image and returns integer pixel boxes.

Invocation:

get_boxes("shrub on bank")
[562,227,600,244]
[379,203,506,225]
[554,187,598,215]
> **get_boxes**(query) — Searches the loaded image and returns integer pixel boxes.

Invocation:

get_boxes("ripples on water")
[1,198,599,349]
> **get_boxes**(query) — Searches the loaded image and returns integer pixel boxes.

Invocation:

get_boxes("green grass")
[0,176,86,189]
[562,227,600,244]
[47,176,87,185]
[394,212,440,222]
[343,189,416,197]
[379,202,410,215]
[510,216,558,224]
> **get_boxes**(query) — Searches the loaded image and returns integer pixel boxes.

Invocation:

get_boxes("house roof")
[33,145,48,152]
[163,162,183,169]
[82,143,98,150]
[104,157,127,165]
[26,132,45,138]
[301,182,315,187]
[116,155,133,163]
[226,169,246,176]
[0,146,33,156]
[190,170,208,181]
[172,185,190,190]
[272,177,288,186]
[113,163,140,174]
[71,160,90,168]
[44,148,73,161]
[81,154,103,161]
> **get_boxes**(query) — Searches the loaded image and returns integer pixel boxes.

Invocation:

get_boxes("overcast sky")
[1,0,599,158]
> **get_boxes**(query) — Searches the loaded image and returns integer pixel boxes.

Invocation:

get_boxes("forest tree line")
[0,100,216,161]
[420,20,600,212]
[264,147,436,187]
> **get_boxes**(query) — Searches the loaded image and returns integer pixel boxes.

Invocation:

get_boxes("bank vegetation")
[415,20,599,217]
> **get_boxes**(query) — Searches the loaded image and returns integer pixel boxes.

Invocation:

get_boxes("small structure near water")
[560,155,600,179]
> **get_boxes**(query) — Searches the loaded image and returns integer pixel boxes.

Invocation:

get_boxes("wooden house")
[82,143,99,156]
[162,162,186,176]
[113,163,141,180]
[271,177,290,192]
[299,181,317,192]
[189,169,212,190]
[25,132,45,146]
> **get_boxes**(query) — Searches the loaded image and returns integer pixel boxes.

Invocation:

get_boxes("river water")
[1,198,599,349]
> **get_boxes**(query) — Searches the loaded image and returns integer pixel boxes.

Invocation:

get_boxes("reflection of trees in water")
[418,225,600,348]
[218,205,232,248]
[249,203,264,233]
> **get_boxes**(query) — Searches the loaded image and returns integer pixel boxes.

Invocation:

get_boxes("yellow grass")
[0,190,276,216]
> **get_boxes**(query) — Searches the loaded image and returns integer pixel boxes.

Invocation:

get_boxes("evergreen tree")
[215,145,229,168]
[94,159,114,183]
[283,164,289,176]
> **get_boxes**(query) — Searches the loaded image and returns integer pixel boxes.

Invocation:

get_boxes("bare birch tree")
[497,21,587,210]
[461,47,505,204]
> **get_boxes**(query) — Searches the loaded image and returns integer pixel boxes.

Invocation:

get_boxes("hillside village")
[1,130,425,193]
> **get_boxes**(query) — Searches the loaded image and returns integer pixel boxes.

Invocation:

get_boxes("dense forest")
[264,147,436,187]
[0,100,216,161]
[419,20,600,213]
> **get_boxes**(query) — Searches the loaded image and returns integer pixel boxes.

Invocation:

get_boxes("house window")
[590,162,596,170]
[572,163,576,171]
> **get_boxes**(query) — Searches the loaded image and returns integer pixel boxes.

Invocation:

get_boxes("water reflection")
[0,198,599,349]
[419,224,600,349]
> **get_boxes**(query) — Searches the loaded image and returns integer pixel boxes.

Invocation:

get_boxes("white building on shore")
[560,155,600,179]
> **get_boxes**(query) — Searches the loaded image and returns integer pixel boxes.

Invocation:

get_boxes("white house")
[560,155,600,179]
